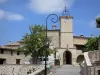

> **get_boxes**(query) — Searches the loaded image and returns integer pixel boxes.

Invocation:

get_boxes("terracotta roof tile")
[73,36,90,39]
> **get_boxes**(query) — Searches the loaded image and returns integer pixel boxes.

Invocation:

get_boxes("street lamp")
[44,14,58,75]
[54,48,57,65]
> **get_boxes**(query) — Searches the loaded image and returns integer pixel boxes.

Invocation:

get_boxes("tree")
[96,17,100,51]
[18,25,53,64]
[83,17,100,52]
[83,37,100,52]
[96,17,100,28]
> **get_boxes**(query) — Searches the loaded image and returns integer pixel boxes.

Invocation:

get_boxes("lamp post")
[45,14,58,75]
[55,48,57,65]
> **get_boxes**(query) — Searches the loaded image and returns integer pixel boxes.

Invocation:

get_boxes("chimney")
[52,24,57,30]
[80,35,84,37]
[8,41,11,44]
[91,34,94,37]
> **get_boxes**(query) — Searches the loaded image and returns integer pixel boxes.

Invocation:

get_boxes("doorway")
[63,51,72,64]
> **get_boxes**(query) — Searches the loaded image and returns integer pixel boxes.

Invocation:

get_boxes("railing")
[84,52,92,66]
[79,52,92,75]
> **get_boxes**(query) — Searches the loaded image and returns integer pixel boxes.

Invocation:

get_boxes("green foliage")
[19,24,53,60]
[96,17,100,28]
[83,36,100,52]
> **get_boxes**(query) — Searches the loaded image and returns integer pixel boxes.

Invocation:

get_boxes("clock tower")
[60,6,74,48]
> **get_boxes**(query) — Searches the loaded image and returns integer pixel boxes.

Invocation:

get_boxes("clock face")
[64,19,71,23]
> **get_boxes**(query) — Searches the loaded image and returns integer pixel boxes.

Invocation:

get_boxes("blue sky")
[0,0,100,45]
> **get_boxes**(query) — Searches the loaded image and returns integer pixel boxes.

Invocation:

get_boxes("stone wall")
[88,50,99,63]
[47,31,60,48]
[80,51,100,75]
[87,66,100,75]
[0,64,44,75]
[0,50,25,64]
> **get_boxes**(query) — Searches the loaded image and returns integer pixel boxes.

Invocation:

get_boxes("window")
[17,51,20,55]
[0,59,6,64]
[0,49,4,54]
[43,58,48,61]
[11,51,13,56]
[16,59,20,64]
[76,45,84,50]
[39,58,42,61]
[98,70,100,75]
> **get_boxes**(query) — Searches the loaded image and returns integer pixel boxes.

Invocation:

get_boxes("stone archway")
[63,51,72,65]
[76,55,84,63]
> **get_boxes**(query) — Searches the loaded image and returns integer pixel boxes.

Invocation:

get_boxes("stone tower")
[60,16,74,48]
[59,16,77,65]
[57,6,77,65]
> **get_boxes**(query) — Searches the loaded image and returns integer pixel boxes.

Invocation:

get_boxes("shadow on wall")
[76,55,84,63]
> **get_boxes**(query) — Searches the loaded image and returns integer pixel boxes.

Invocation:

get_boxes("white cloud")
[0,10,5,19]
[0,0,7,3]
[6,13,24,21]
[0,9,24,21]
[28,0,75,14]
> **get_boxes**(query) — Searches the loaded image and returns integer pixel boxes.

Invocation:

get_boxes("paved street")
[51,65,80,75]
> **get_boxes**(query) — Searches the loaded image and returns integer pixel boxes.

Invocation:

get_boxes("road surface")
[51,65,80,75]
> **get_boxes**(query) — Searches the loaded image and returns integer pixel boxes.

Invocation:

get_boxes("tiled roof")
[0,35,90,50]
[73,36,90,39]
[47,29,60,31]
[5,40,24,46]
[0,46,16,50]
